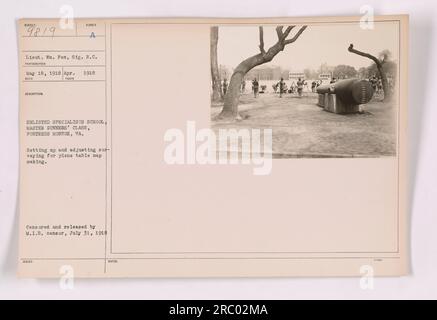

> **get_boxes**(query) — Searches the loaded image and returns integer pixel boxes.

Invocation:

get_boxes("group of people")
[232,77,315,98]
[220,78,267,98]
[221,78,263,98]
[369,76,383,94]
[221,76,333,99]
[369,75,396,95]
[311,80,325,92]
[272,78,308,97]
[220,75,395,101]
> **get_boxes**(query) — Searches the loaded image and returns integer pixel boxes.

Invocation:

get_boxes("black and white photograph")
[211,21,399,158]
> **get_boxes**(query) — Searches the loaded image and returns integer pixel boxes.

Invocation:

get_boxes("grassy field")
[211,92,397,157]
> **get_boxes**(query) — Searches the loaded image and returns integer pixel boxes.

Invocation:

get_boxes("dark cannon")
[316,78,374,114]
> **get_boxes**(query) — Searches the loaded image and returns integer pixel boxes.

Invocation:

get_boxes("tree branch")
[276,26,283,40]
[348,43,382,68]
[283,26,307,45]
[259,26,266,54]
[282,26,295,40]
[347,44,392,101]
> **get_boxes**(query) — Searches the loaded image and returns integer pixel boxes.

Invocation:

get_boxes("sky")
[217,21,399,72]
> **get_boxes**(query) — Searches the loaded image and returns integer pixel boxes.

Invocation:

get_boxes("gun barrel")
[316,78,374,105]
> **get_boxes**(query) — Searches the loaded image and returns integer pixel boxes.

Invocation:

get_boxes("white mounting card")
[18,15,408,277]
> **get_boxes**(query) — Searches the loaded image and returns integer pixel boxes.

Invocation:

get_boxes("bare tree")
[210,27,221,101]
[348,44,392,102]
[218,25,307,119]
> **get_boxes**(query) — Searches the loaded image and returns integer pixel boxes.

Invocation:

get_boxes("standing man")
[222,78,228,96]
[279,78,285,98]
[370,76,377,92]
[297,78,304,97]
[377,78,383,95]
[252,78,259,98]
[290,81,296,93]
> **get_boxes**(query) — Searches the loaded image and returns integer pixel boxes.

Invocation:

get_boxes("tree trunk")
[220,55,264,118]
[348,44,392,102]
[220,71,244,118]
[218,25,307,119]
[210,27,221,102]
[376,64,391,102]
